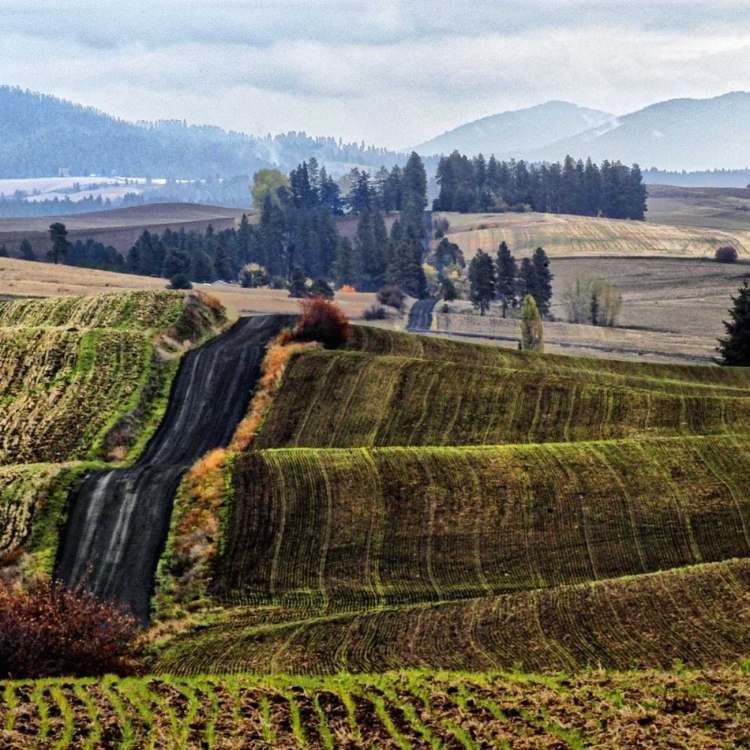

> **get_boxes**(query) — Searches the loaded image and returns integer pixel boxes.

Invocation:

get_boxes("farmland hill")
[0,291,227,581]
[0,202,246,257]
[433,210,750,260]
[526,91,750,171]
[155,326,750,675]
[1,293,749,745]
[0,86,403,179]
[413,100,615,158]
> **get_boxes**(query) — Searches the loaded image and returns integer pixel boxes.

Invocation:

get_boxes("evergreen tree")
[531,247,553,317]
[19,239,35,261]
[495,241,517,318]
[386,239,427,299]
[355,210,387,291]
[468,249,495,315]
[191,251,216,283]
[519,257,538,300]
[433,237,465,273]
[441,276,458,301]
[333,237,357,288]
[718,281,750,366]
[520,295,544,352]
[48,222,70,264]
[288,266,308,298]
[260,193,287,277]
[0,244,8,258]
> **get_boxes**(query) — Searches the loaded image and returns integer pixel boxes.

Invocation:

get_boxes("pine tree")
[468,250,496,315]
[0,245,8,258]
[519,257,538,299]
[48,222,70,264]
[355,210,387,291]
[19,239,35,261]
[386,239,427,299]
[333,237,357,288]
[718,281,750,366]
[309,278,334,299]
[288,266,308,298]
[520,295,544,352]
[531,247,553,317]
[441,276,458,301]
[495,241,517,318]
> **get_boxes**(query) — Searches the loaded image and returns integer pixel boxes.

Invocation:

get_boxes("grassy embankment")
[0,291,227,579]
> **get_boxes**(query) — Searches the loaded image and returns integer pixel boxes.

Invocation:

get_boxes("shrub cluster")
[376,285,406,311]
[0,579,138,678]
[363,304,388,320]
[293,297,352,349]
[715,246,739,263]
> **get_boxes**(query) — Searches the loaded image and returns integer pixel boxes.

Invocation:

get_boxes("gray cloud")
[1,1,749,148]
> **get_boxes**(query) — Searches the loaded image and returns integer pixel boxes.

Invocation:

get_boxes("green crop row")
[213,437,750,608]
[3,667,749,749]
[0,462,104,577]
[159,558,750,676]
[349,326,750,391]
[0,328,153,465]
[0,291,186,331]
[254,350,750,450]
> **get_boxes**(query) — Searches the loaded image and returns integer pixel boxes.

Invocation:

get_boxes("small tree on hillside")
[288,266,308,298]
[531,247,553,316]
[495,241,517,318]
[520,294,544,352]
[715,246,739,263]
[718,281,750,366]
[19,239,36,261]
[48,222,70,265]
[468,250,496,315]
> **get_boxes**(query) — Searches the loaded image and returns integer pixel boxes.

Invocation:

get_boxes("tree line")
[434,152,647,220]
[9,154,432,297]
[465,242,553,317]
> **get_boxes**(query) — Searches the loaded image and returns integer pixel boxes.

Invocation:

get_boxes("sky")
[1,0,750,149]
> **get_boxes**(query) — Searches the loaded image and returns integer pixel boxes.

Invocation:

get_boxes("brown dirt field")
[0,203,248,256]
[0,257,377,319]
[647,184,750,231]
[431,256,748,362]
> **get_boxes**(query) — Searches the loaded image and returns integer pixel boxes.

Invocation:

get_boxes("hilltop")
[0,86,404,180]
[413,100,615,158]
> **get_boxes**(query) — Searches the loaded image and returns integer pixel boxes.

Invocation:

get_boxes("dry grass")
[0,257,378,318]
[437,210,750,259]
[646,184,750,231]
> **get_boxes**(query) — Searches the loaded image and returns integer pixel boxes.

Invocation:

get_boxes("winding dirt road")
[56,315,291,623]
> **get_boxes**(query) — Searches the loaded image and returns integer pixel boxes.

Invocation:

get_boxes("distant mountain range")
[2,86,750,183]
[413,101,616,160]
[0,86,403,180]
[414,93,750,171]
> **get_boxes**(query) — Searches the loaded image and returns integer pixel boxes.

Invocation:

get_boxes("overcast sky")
[1,0,750,149]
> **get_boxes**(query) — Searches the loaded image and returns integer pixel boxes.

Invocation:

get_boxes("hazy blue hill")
[413,101,616,157]
[0,86,404,179]
[527,92,750,170]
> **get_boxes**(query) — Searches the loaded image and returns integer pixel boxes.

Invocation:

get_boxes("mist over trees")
[434,152,647,220]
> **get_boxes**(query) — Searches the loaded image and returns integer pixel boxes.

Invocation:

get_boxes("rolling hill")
[413,100,615,158]
[1,293,749,746]
[0,86,404,180]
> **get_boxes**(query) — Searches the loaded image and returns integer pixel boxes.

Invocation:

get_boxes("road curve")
[407,299,438,332]
[55,314,291,623]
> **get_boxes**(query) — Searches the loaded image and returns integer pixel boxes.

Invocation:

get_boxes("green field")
[2,295,750,746]
[3,668,749,749]
[0,290,226,581]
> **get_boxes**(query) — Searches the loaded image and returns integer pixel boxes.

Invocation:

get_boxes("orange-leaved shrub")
[0,578,138,678]
[293,296,352,349]
[338,284,357,293]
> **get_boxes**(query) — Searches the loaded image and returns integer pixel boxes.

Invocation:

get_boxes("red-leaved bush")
[0,578,138,678]
[293,296,352,349]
